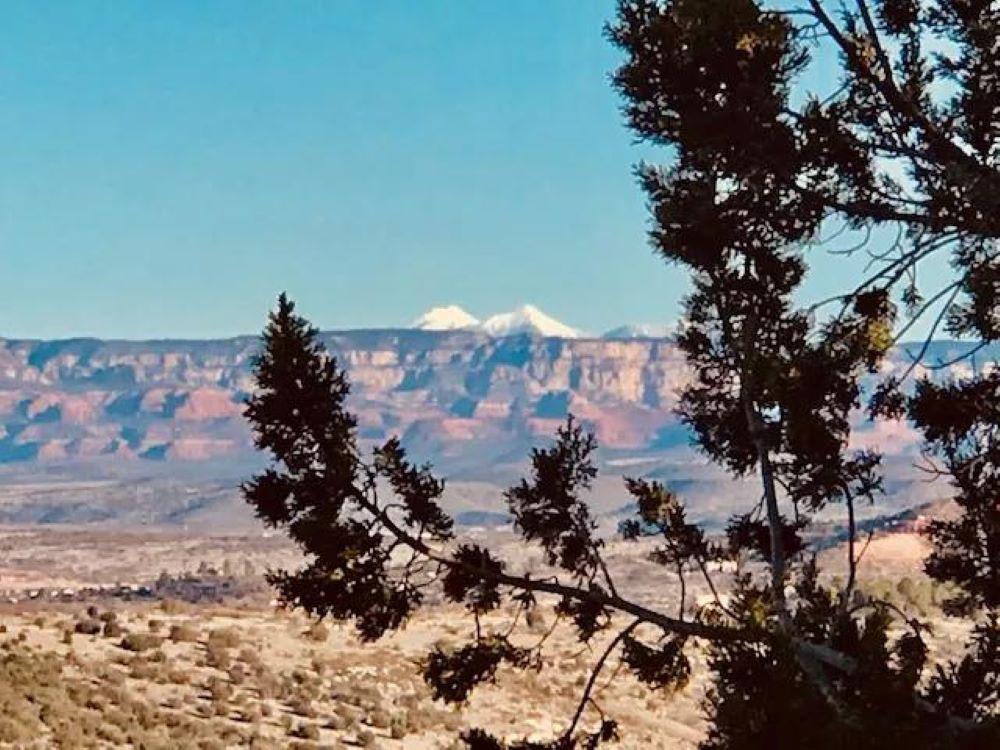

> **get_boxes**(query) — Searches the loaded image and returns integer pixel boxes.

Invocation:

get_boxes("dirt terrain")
[0,523,968,749]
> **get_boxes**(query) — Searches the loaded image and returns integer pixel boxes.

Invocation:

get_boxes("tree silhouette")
[606,1,998,745]
[244,1,998,746]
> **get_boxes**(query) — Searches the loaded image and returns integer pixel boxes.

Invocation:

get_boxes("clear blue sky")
[0,1,946,339]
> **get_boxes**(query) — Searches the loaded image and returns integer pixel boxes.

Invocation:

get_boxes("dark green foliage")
[505,417,602,579]
[608,0,999,746]
[926,616,1000,724]
[243,294,442,641]
[703,566,949,750]
[244,296,636,745]
[555,590,612,642]
[622,633,690,691]
[506,417,619,642]
[423,636,532,704]
[442,545,505,614]
[373,436,454,542]
[724,513,806,563]
[910,372,1000,612]
[622,477,714,565]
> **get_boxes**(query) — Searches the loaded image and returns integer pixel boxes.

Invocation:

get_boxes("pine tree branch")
[563,619,641,741]
[805,0,988,175]
[350,483,744,643]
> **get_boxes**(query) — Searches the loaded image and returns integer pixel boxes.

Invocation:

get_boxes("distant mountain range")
[409,303,675,340]
[0,322,992,530]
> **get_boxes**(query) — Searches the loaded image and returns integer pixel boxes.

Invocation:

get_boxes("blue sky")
[0,1,946,339]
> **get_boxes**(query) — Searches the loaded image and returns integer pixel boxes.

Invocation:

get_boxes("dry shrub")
[207,627,241,650]
[228,662,248,685]
[397,691,419,710]
[128,657,162,681]
[256,672,282,701]
[332,703,360,732]
[326,713,348,731]
[74,619,102,635]
[238,646,262,667]
[95,663,126,687]
[289,694,318,718]
[162,694,184,709]
[159,599,187,615]
[0,643,131,746]
[369,707,391,729]
[169,622,200,643]
[166,666,192,685]
[333,683,381,710]
[292,722,320,741]
[390,712,408,739]
[120,633,163,652]
[291,667,321,692]
[240,703,263,724]
[304,621,328,642]
[207,676,233,703]
[309,653,329,676]
[248,734,278,750]
[204,641,232,670]
[97,722,127,745]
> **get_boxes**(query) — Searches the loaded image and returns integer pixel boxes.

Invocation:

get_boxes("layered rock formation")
[0,331,694,469]
[0,331,990,527]
[1,331,993,471]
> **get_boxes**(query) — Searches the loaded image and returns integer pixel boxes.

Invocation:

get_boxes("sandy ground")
[0,600,707,749]
[0,524,973,749]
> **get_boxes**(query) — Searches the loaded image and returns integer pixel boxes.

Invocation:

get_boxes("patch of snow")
[481,304,580,338]
[411,305,480,331]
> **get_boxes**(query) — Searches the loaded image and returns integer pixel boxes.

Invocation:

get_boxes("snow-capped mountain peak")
[409,303,581,338]
[481,304,580,339]
[411,305,480,331]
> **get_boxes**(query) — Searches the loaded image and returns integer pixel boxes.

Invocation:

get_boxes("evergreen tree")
[605,1,998,746]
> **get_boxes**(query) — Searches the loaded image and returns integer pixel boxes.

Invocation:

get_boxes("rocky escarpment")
[0,331,991,529]
[0,331,992,473]
[0,331,692,468]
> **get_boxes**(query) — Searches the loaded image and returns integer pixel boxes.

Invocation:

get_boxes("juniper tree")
[607,0,997,745]
[244,1,998,746]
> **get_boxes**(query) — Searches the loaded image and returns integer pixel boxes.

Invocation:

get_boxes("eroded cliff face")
[0,331,693,466]
[0,331,988,528]
[1,331,990,472]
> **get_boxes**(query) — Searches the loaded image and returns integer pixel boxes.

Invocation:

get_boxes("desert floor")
[0,524,972,749]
